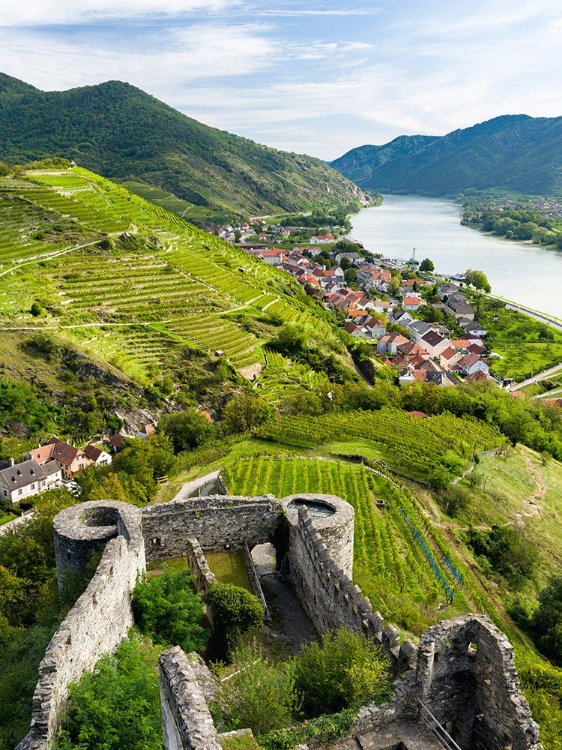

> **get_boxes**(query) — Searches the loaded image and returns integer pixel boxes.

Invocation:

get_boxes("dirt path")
[521,450,546,517]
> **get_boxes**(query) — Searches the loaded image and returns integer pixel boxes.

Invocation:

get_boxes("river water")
[350,194,562,320]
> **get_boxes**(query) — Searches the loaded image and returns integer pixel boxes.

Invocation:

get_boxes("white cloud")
[252,7,382,17]
[0,23,277,92]
[0,0,237,26]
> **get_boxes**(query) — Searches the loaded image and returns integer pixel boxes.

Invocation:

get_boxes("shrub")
[132,566,209,653]
[293,628,391,716]
[57,635,161,750]
[206,582,264,659]
[218,644,300,736]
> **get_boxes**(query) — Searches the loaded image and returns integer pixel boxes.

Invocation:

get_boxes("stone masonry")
[21,493,542,750]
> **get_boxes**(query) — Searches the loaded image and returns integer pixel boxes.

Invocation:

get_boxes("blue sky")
[0,0,560,159]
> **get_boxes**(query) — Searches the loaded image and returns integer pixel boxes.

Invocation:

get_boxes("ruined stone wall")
[21,502,145,750]
[416,616,541,750]
[159,647,221,750]
[286,500,417,674]
[143,494,283,564]
[185,537,216,594]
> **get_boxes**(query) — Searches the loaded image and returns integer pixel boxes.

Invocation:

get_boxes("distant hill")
[0,73,364,224]
[331,115,562,196]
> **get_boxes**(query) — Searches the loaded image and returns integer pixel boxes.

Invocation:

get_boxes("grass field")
[206,551,252,591]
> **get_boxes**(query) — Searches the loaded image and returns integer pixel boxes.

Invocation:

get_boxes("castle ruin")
[17,493,540,750]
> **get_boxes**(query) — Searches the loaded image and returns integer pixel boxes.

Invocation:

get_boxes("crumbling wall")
[416,616,541,750]
[286,501,417,674]
[159,646,221,750]
[143,494,283,564]
[185,537,216,594]
[21,501,145,750]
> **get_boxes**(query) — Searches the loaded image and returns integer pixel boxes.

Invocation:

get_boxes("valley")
[1,164,562,750]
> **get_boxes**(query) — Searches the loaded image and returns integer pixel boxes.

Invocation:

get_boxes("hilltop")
[331,114,562,197]
[0,73,364,225]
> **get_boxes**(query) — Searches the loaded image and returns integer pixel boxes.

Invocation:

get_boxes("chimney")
[9,458,14,467]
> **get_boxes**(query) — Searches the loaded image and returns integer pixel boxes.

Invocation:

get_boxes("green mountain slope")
[0,167,356,405]
[331,114,562,196]
[0,73,364,224]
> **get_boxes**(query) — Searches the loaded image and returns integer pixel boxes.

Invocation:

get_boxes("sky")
[0,0,561,160]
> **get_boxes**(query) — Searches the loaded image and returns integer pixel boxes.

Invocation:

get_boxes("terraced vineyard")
[0,168,349,386]
[222,456,472,634]
[257,408,504,482]
[255,348,329,403]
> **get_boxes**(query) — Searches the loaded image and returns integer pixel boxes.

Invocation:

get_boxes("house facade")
[0,459,62,503]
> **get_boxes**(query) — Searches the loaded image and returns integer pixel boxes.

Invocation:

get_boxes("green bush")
[293,628,391,716]
[57,635,161,750]
[132,567,209,652]
[218,645,300,736]
[259,708,356,750]
[206,583,264,659]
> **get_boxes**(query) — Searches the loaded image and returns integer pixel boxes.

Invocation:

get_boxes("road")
[171,470,221,502]
[507,363,562,392]
[489,295,562,334]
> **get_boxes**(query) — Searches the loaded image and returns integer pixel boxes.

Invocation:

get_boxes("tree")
[158,409,214,453]
[222,392,275,434]
[531,576,562,660]
[419,258,434,272]
[466,524,535,588]
[465,269,491,293]
[206,582,264,658]
[132,567,209,652]
[293,628,390,716]
[273,324,307,356]
[57,635,162,750]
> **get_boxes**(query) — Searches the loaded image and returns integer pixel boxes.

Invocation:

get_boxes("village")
[0,429,154,505]
[238,232,495,389]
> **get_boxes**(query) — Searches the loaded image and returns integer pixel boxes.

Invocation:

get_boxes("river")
[350,194,562,320]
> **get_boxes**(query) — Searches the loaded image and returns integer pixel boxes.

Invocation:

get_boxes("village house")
[392,309,414,327]
[0,458,62,503]
[445,294,475,321]
[440,346,461,370]
[463,320,488,338]
[83,444,112,468]
[408,320,433,346]
[402,295,423,312]
[419,330,452,359]
[29,437,94,479]
[456,352,490,377]
[437,283,460,300]
[377,332,409,355]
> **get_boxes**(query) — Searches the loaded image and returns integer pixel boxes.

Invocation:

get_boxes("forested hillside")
[0,73,364,225]
[332,115,562,196]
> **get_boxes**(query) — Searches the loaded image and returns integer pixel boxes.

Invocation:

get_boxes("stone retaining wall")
[185,537,216,594]
[243,542,270,621]
[286,503,417,674]
[143,495,283,564]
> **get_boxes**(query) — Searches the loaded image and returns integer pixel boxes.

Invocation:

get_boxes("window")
[30,483,35,490]
[18,489,22,496]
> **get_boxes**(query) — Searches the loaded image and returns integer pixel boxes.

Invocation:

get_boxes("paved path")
[507,362,562,392]
[171,470,221,502]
